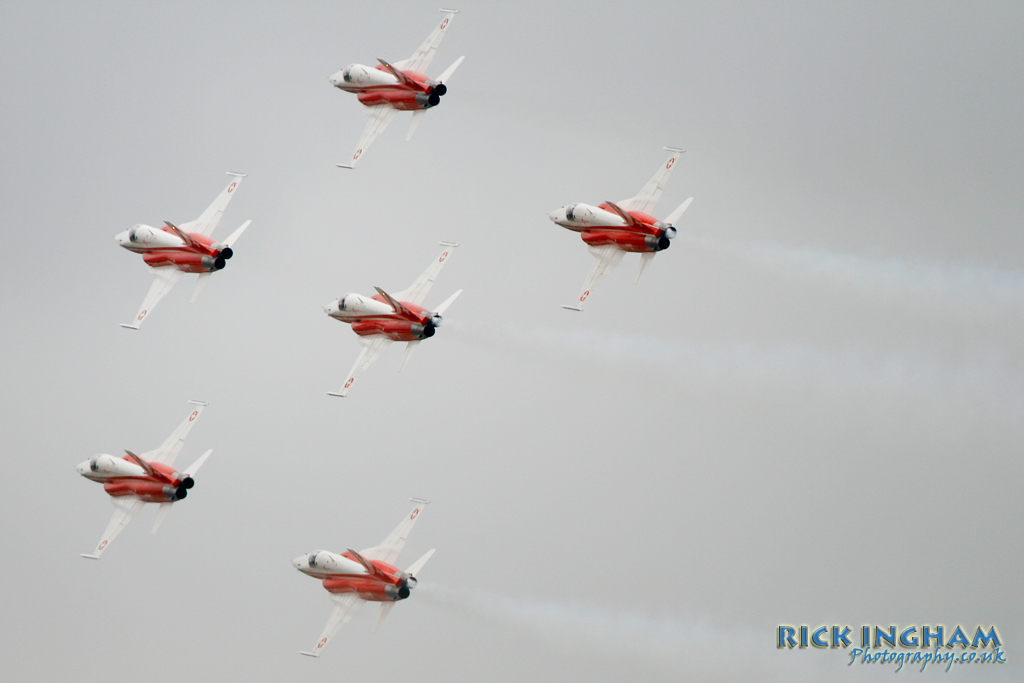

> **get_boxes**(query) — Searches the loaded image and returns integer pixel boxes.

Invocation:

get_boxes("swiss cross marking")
[441,18,449,29]
[354,149,363,160]
[98,540,108,550]
[138,310,147,320]
[227,182,236,193]
[318,638,327,648]
[439,251,448,262]
[189,411,198,422]
[581,290,590,301]
[410,508,419,519]
[344,378,354,388]
[666,158,675,169]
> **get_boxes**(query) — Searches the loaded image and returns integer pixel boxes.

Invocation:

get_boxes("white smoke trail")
[416,583,830,682]
[683,235,1024,313]
[449,320,1024,412]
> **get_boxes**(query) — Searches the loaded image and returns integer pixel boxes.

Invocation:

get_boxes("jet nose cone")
[292,555,307,569]
[75,460,90,475]
[114,231,129,245]
[548,209,563,223]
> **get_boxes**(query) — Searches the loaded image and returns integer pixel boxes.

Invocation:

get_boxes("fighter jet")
[323,242,462,397]
[294,499,435,658]
[330,8,465,168]
[76,400,212,559]
[549,147,693,310]
[115,172,251,329]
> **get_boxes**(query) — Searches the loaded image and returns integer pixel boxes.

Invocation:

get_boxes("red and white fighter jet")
[330,8,465,169]
[294,498,435,658]
[549,147,693,311]
[76,400,212,559]
[115,172,252,329]
[323,242,462,397]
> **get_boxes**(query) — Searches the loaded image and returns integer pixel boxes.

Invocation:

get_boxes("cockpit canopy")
[565,204,578,221]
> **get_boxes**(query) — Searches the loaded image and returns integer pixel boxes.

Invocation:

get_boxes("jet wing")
[359,499,429,565]
[121,266,184,329]
[189,173,246,237]
[561,245,626,311]
[300,593,364,658]
[81,496,145,559]
[616,147,685,215]
[391,242,459,306]
[393,9,459,74]
[143,400,209,466]
[329,335,393,397]
[337,105,399,169]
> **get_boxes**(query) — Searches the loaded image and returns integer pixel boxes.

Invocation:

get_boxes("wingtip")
[560,305,583,312]
[119,324,140,330]
[663,146,686,154]
[335,164,355,170]
[80,554,101,560]
[299,651,321,658]
[188,399,209,406]
[226,171,247,177]
[326,392,348,398]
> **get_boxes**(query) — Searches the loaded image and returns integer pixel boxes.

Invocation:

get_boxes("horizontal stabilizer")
[436,55,465,84]
[152,502,172,534]
[561,305,583,312]
[336,163,354,170]
[433,288,462,315]
[183,449,213,477]
[373,602,395,633]
[80,554,100,560]
[299,651,320,658]
[407,110,425,141]
[190,272,211,304]
[405,548,436,576]
[663,145,686,153]
[222,219,252,248]
[326,392,347,398]
[119,324,140,330]
[663,197,694,226]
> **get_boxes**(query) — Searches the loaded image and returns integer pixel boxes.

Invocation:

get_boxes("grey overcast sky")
[1,1,1021,681]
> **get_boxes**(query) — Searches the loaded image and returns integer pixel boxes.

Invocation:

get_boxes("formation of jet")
[549,147,693,311]
[116,173,251,329]
[331,8,465,168]
[76,400,212,559]
[91,6,698,663]
[324,242,462,397]
[294,499,435,658]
